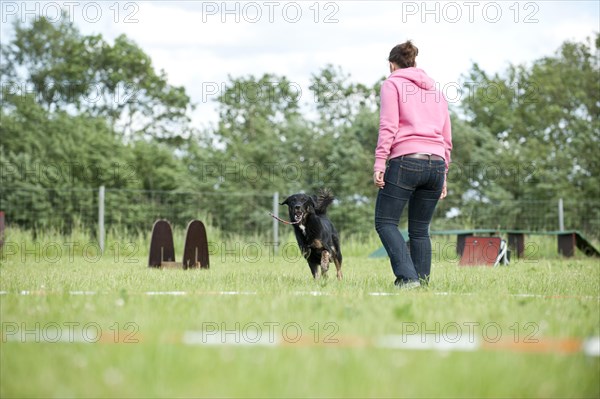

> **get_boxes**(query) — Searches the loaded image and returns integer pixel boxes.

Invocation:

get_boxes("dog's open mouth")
[294,212,304,222]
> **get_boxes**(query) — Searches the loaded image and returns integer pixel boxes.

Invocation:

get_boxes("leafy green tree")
[1,15,193,141]
[2,15,597,238]
[0,92,126,231]
[0,15,196,233]
[460,34,599,231]
[181,74,307,233]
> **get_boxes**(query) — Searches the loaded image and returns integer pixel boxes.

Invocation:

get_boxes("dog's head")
[280,193,317,223]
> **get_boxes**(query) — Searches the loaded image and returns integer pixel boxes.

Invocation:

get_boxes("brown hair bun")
[388,40,418,68]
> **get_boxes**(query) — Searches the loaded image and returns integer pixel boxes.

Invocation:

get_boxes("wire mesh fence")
[1,187,598,242]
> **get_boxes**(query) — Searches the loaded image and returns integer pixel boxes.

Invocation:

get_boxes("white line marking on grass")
[7,290,599,300]
[513,293,599,299]
[144,291,258,296]
[218,291,257,295]
[293,291,330,296]
[368,292,400,296]
[583,337,600,357]
[145,291,187,296]
[3,334,91,344]
[376,335,479,352]
[430,292,598,300]
[5,325,596,356]
[3,328,99,344]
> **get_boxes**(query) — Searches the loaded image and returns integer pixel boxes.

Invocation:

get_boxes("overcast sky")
[1,1,598,128]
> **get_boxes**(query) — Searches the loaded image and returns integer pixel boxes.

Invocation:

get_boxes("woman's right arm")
[374,79,399,173]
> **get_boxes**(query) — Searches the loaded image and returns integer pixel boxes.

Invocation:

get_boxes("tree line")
[1,17,598,237]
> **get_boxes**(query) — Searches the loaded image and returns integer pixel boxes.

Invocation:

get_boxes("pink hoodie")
[374,67,452,173]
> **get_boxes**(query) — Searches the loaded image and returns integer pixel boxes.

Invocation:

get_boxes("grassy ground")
[1,230,599,398]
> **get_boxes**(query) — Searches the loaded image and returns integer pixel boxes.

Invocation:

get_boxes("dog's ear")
[280,196,290,206]
[307,196,316,210]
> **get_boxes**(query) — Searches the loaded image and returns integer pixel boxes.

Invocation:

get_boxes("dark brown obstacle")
[370,229,600,260]
[148,219,210,269]
[182,220,210,269]
[0,211,4,249]
[559,231,600,258]
[148,220,176,268]
[574,232,600,257]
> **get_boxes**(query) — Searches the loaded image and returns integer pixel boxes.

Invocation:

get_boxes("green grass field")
[1,230,599,398]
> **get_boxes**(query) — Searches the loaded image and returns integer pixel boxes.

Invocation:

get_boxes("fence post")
[98,186,105,254]
[0,211,4,249]
[558,198,564,231]
[273,192,279,253]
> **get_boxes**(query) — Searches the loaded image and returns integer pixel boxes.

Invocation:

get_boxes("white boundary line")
[2,328,597,356]
[583,337,600,357]
[1,290,598,299]
[146,291,187,296]
[377,335,479,351]
[218,291,257,295]
[293,291,330,296]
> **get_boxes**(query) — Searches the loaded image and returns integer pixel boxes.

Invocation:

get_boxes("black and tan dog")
[280,189,343,279]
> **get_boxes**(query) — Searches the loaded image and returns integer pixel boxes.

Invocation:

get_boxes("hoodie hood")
[389,67,435,90]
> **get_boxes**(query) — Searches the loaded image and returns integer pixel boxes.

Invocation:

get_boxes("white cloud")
[115,2,256,47]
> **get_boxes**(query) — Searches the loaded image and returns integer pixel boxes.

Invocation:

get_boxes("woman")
[373,40,452,289]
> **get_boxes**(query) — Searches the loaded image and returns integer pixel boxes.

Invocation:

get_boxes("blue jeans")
[375,156,446,283]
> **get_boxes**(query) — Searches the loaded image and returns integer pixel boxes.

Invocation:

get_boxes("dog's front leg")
[320,250,330,276]
[308,262,320,279]
[333,256,343,280]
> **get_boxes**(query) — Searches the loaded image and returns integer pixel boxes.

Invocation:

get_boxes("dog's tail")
[315,188,334,215]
